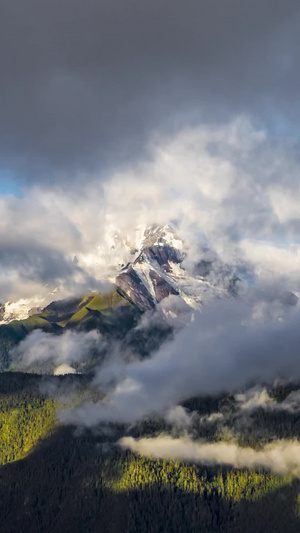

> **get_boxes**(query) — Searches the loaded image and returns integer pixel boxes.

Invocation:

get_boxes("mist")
[12,329,104,369]
[236,386,300,414]
[60,298,300,428]
[119,435,300,478]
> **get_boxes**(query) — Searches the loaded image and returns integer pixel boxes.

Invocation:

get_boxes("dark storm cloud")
[0,240,109,294]
[1,0,300,180]
[0,240,74,280]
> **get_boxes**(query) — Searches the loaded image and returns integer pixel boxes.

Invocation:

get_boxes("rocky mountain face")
[115,225,238,312]
[116,246,182,311]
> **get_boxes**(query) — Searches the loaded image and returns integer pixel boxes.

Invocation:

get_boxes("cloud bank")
[3,119,300,305]
[60,299,300,428]
[1,1,300,178]
[119,435,300,477]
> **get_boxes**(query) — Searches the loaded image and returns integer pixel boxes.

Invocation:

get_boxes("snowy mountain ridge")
[0,224,238,323]
[115,224,238,312]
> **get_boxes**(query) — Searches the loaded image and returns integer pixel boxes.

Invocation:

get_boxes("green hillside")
[67,291,127,325]
[0,289,135,371]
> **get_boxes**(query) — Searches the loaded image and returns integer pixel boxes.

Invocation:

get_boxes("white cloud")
[269,186,300,223]
[165,406,194,430]
[240,239,300,280]
[12,329,103,367]
[235,387,274,411]
[119,435,300,477]
[3,117,300,304]
[54,364,77,375]
[60,299,300,428]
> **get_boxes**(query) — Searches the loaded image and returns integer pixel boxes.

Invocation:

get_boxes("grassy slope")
[14,315,57,331]
[0,289,130,370]
[67,291,126,325]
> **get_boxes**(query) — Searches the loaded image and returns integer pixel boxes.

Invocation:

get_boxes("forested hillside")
[1,373,300,532]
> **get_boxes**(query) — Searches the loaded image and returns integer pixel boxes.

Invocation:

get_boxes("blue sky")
[0,171,22,197]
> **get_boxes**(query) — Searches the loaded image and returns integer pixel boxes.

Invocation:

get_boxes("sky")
[4,1,300,453]
[1,1,300,303]
[1,0,300,181]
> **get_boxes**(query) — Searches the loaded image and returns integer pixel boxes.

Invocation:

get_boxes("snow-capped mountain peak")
[0,224,239,324]
[115,224,238,311]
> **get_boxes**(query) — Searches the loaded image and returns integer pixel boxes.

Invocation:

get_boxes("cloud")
[3,118,300,304]
[235,386,300,414]
[12,329,103,368]
[119,435,300,477]
[235,387,275,412]
[60,299,300,428]
[165,406,194,430]
[54,364,77,375]
[0,187,112,303]
[280,391,300,412]
[1,1,300,179]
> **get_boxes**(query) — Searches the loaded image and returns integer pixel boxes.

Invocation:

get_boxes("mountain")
[116,224,239,311]
[0,290,140,371]
[1,227,300,532]
[0,224,239,323]
[0,224,241,371]
[0,287,63,326]
[0,299,43,325]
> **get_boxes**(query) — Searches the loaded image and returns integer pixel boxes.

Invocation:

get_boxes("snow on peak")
[141,224,184,251]
[0,298,43,325]
[115,224,238,312]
